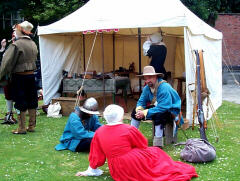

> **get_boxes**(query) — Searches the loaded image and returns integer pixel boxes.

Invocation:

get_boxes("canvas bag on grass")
[179,138,216,163]
[47,102,62,118]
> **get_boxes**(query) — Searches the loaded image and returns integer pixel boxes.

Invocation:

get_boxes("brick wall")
[215,14,240,67]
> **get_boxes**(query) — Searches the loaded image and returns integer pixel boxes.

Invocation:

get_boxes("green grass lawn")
[0,95,240,181]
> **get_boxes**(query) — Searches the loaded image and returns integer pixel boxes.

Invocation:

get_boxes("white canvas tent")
[38,0,223,124]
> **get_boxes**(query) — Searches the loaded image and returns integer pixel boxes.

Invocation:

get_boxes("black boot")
[1,112,18,125]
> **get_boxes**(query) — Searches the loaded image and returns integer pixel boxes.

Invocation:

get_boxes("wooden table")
[62,77,131,110]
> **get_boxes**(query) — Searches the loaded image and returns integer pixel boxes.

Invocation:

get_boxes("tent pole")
[83,34,86,71]
[113,32,116,75]
[101,33,106,108]
[138,28,142,92]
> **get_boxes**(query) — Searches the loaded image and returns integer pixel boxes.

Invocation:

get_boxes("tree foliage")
[0,0,88,48]
[20,0,88,26]
[0,0,88,40]
[219,0,240,13]
[180,0,240,26]
[0,0,21,13]
[0,0,88,26]
[180,0,221,26]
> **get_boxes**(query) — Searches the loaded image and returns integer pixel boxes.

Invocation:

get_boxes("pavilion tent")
[38,0,223,124]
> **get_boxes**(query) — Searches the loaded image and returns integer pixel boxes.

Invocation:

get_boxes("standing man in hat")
[0,21,38,134]
[131,66,181,148]
[143,32,167,79]
[55,97,102,152]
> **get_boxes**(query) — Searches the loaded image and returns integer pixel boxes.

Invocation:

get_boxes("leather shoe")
[12,128,27,134]
[27,127,35,132]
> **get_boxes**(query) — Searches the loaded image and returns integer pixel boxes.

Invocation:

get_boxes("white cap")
[103,104,124,125]
[14,21,34,35]
[150,32,163,44]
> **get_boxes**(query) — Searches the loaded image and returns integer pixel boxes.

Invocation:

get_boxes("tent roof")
[38,0,222,39]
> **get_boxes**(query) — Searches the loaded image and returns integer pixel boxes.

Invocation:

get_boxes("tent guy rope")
[75,32,98,108]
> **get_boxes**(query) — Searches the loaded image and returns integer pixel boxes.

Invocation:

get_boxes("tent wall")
[84,34,113,72]
[184,28,222,124]
[174,38,185,77]
[39,35,83,105]
[84,34,184,75]
[84,34,149,72]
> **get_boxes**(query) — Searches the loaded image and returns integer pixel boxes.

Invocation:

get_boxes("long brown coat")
[0,36,38,80]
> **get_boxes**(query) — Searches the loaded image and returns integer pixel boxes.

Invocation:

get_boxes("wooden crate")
[52,97,85,116]
[51,94,135,117]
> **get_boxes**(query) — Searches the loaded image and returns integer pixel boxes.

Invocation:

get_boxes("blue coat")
[55,112,102,152]
[137,78,181,120]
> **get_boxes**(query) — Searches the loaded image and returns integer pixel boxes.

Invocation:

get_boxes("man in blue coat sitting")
[55,97,102,152]
[131,66,181,148]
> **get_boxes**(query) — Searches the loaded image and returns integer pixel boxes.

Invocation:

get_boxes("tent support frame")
[138,28,142,92]
[101,33,106,108]
[83,34,86,71]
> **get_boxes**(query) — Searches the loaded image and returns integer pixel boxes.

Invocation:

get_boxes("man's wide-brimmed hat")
[80,97,100,115]
[137,66,163,77]
[13,21,33,35]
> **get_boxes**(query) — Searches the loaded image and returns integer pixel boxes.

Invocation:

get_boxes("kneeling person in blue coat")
[55,97,102,152]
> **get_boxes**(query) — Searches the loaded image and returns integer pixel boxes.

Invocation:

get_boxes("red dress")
[89,124,198,181]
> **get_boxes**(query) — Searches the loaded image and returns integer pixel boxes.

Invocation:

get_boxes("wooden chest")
[52,97,86,116]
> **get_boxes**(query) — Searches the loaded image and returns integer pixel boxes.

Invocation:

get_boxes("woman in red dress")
[76,104,198,181]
